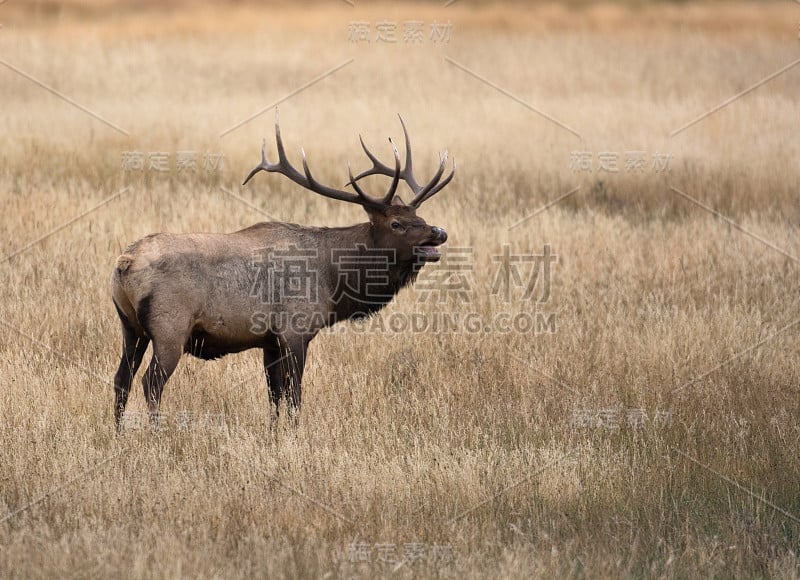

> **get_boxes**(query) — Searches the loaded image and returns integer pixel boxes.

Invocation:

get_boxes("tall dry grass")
[1,1,799,578]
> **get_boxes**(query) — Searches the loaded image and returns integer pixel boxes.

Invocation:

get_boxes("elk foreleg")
[264,334,310,424]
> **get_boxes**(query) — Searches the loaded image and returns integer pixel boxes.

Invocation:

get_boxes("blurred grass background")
[1,1,799,578]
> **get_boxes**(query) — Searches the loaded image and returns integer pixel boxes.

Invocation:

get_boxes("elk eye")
[391,221,402,230]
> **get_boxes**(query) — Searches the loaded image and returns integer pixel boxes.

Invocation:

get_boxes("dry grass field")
[1,1,800,577]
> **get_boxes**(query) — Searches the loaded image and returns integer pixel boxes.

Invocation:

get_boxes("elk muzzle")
[416,226,447,262]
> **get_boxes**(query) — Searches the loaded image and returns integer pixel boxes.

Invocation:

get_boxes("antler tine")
[345,138,401,206]
[347,162,376,205]
[348,116,454,207]
[300,148,321,189]
[349,119,420,193]
[410,157,456,208]
[241,138,270,186]
[242,110,287,185]
[347,135,398,184]
[292,144,384,207]
[408,150,449,207]
[397,115,421,193]
[274,110,290,168]
[381,138,402,205]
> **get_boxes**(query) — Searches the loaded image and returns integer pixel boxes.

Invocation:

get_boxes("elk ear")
[391,196,407,206]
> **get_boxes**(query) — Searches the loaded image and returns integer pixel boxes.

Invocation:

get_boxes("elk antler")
[242,111,402,211]
[243,112,454,210]
[349,115,455,208]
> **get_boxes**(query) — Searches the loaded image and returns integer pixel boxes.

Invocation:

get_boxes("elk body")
[111,116,453,429]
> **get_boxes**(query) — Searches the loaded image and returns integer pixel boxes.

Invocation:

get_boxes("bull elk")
[111,115,454,429]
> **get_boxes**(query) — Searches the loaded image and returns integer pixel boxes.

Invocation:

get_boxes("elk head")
[242,113,453,264]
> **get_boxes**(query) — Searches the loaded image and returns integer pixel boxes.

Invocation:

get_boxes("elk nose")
[432,226,447,243]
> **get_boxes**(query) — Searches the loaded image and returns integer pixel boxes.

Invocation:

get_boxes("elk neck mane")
[244,220,421,323]
[330,223,422,322]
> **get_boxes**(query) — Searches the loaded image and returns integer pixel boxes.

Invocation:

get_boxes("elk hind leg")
[264,339,285,422]
[113,303,150,429]
[141,338,182,428]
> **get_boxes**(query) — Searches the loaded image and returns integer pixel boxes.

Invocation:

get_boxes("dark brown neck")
[323,223,420,324]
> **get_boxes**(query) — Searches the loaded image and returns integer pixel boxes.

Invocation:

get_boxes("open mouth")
[416,244,442,261]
